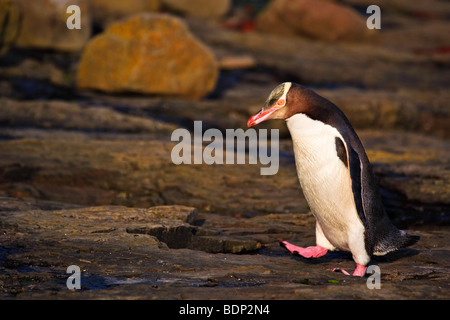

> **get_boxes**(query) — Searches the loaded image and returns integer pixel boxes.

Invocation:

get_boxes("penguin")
[247,82,419,277]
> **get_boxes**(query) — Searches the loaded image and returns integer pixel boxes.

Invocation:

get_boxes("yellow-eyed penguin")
[248,82,419,277]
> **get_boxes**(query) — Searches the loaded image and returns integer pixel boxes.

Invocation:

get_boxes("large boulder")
[76,13,219,99]
[256,0,370,42]
[15,0,91,52]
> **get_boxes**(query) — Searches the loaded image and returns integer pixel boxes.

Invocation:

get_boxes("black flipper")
[345,144,367,227]
[335,137,348,168]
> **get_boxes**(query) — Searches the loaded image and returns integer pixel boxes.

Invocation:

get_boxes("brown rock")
[0,197,448,299]
[0,0,21,56]
[15,0,91,52]
[256,0,369,42]
[0,98,177,133]
[76,13,219,99]
[219,55,257,70]
[89,0,160,27]
[161,0,230,18]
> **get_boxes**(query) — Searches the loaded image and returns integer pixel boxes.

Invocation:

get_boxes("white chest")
[286,114,362,249]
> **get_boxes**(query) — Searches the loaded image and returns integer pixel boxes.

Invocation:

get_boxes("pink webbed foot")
[332,264,367,277]
[279,240,328,258]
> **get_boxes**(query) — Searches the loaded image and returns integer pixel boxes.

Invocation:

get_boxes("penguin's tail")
[373,229,420,256]
[400,231,420,248]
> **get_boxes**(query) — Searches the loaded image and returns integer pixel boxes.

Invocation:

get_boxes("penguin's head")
[247,82,293,127]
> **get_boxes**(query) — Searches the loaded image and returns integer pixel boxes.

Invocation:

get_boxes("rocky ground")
[0,0,449,300]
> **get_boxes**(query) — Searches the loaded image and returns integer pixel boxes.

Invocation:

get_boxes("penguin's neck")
[286,113,342,160]
[285,112,351,201]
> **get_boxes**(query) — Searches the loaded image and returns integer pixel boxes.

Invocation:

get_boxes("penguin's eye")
[277,99,285,106]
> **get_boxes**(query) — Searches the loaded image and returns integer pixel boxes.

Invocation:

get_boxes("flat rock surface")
[0,1,449,300]
[0,199,448,299]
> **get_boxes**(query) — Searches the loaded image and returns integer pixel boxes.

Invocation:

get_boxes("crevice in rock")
[126,224,261,254]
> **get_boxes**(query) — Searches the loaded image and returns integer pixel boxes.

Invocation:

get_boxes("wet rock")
[359,130,450,226]
[0,202,260,257]
[343,0,450,23]
[0,136,306,215]
[256,0,370,42]
[0,98,177,133]
[0,126,448,226]
[76,13,219,99]
[191,235,261,254]
[15,0,91,52]
[317,88,450,139]
[190,18,449,91]
[127,223,261,253]
[0,56,72,89]
[0,198,448,299]
[161,0,230,19]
